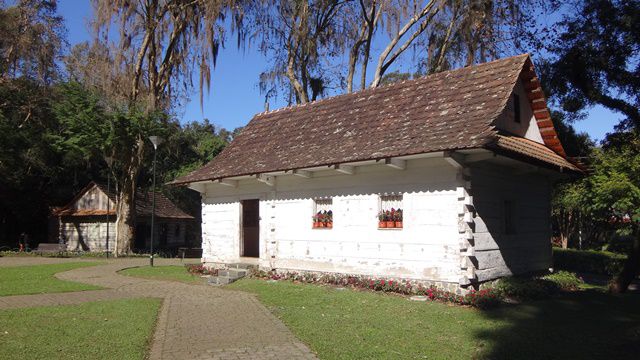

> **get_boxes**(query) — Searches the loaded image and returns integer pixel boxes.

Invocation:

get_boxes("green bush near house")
[495,271,584,300]
[494,276,552,299]
[541,271,584,289]
[553,248,627,275]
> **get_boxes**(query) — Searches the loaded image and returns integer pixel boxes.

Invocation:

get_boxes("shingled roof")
[54,182,194,219]
[173,54,577,185]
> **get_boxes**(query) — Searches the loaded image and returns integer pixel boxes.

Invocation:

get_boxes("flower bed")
[185,264,218,276]
[250,269,502,309]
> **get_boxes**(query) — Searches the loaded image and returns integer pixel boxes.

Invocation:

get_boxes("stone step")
[208,276,238,286]
[218,268,247,279]
[229,263,255,270]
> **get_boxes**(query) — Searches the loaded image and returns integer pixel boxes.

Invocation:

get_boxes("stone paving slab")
[0,257,317,360]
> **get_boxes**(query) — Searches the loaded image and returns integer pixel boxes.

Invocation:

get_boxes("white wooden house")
[172,55,581,291]
[53,182,194,253]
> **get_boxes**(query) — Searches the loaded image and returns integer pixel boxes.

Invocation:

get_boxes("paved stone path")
[0,257,317,360]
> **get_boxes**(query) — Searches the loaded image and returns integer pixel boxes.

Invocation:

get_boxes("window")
[378,194,403,229]
[504,200,516,234]
[513,93,521,123]
[312,198,333,228]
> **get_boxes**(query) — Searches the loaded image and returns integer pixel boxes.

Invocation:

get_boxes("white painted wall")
[471,164,552,282]
[72,186,114,211]
[61,218,188,252]
[62,220,115,251]
[494,80,544,143]
[201,157,463,283]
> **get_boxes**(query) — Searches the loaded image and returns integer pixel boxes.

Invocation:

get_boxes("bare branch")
[371,0,440,88]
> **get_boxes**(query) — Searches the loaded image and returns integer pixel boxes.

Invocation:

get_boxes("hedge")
[495,271,584,300]
[552,248,627,276]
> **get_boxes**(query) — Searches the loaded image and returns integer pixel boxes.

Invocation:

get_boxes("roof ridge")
[254,53,530,118]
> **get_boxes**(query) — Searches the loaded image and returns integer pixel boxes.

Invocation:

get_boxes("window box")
[313,198,333,229]
[378,194,403,229]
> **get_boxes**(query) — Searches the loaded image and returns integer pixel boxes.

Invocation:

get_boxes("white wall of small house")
[494,80,544,144]
[61,218,187,251]
[471,164,553,282]
[72,186,114,211]
[61,219,115,251]
[201,157,464,284]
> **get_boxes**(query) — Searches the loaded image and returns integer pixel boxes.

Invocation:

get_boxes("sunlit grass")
[0,262,103,296]
[0,298,161,360]
[229,279,640,359]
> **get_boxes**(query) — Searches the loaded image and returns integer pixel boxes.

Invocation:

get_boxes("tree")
[0,0,65,84]
[550,114,595,249]
[541,0,640,129]
[153,119,233,240]
[593,133,640,293]
[253,0,350,104]
[364,0,545,88]
[552,182,585,249]
[51,81,171,254]
[555,131,640,293]
[346,0,384,92]
[369,0,442,87]
[541,0,640,293]
[255,0,550,101]
[84,0,240,255]
[0,0,68,246]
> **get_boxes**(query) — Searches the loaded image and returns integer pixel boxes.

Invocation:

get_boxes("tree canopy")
[541,0,640,130]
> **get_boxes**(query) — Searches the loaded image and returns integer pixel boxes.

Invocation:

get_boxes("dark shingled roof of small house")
[172,54,579,185]
[54,182,194,219]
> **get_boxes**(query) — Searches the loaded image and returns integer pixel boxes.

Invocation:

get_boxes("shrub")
[495,276,552,299]
[540,271,584,290]
[495,271,584,300]
[463,288,502,309]
[553,248,626,276]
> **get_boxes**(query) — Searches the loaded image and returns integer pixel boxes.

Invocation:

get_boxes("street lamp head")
[149,135,164,150]
[104,155,114,167]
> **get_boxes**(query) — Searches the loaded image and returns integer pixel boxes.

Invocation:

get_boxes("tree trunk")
[370,0,438,88]
[113,137,145,256]
[114,184,136,256]
[359,23,374,90]
[347,34,364,93]
[560,234,568,249]
[610,228,640,293]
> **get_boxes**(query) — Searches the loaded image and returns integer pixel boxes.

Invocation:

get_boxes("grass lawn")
[0,262,103,296]
[0,298,161,360]
[229,279,640,360]
[119,265,205,284]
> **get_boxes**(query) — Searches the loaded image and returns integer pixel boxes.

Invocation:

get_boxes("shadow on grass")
[474,290,640,359]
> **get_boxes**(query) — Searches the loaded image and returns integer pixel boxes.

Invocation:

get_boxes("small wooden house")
[172,54,581,292]
[53,182,194,253]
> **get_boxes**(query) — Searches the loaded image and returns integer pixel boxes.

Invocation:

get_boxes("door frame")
[240,199,260,258]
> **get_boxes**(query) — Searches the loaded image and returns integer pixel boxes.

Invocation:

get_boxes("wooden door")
[241,199,260,257]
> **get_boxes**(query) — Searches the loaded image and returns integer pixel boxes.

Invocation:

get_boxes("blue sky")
[57,1,620,143]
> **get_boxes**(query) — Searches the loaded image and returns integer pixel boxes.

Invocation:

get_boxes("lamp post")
[104,156,114,259]
[148,136,164,267]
